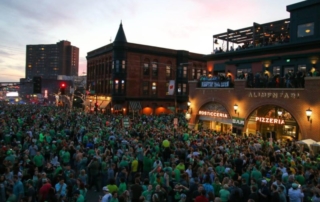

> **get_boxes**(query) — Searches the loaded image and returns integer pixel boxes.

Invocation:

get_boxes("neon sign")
[199,110,228,118]
[255,117,285,125]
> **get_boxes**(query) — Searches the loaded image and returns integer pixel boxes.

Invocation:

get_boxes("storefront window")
[273,66,281,75]
[298,23,314,38]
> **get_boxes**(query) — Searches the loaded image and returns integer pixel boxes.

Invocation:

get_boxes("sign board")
[201,81,229,88]
[232,117,245,126]
[122,117,130,128]
[199,110,228,118]
[255,117,285,125]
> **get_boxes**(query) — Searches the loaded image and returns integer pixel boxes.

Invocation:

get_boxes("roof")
[213,18,290,45]
[114,21,127,43]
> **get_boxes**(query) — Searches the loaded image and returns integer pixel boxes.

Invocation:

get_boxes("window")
[143,63,149,76]
[112,61,114,71]
[182,83,187,95]
[122,60,126,70]
[152,82,157,95]
[152,63,158,77]
[273,66,281,75]
[109,80,113,93]
[196,69,201,79]
[177,83,182,95]
[166,65,171,78]
[121,80,125,93]
[115,60,120,73]
[298,65,306,73]
[192,69,195,79]
[298,23,314,38]
[143,81,149,95]
[183,66,187,78]
[115,80,119,92]
[236,68,251,78]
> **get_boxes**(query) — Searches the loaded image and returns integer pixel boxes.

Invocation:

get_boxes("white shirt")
[101,193,112,202]
[186,168,192,178]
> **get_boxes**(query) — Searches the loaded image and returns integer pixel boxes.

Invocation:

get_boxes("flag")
[168,80,175,95]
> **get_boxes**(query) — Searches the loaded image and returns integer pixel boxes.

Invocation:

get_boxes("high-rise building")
[25,40,79,79]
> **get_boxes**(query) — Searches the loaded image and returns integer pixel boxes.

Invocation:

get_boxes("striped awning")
[99,100,110,109]
[129,101,142,111]
[113,104,123,110]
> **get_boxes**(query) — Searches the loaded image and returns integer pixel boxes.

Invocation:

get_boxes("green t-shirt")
[143,157,153,172]
[219,189,230,202]
[174,168,181,182]
[33,155,44,167]
[76,195,85,202]
[107,184,118,194]
[176,164,185,172]
[118,182,127,195]
[142,190,152,202]
[62,151,70,163]
[7,194,17,202]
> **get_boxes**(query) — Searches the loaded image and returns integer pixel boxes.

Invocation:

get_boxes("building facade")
[26,40,79,79]
[188,0,320,141]
[86,23,207,115]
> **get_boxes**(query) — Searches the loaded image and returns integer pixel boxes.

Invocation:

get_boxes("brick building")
[86,23,207,114]
[187,0,320,141]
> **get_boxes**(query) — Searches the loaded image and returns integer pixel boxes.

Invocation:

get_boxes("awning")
[113,104,123,110]
[129,101,142,111]
[99,100,110,109]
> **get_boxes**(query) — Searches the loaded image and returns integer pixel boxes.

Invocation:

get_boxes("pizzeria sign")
[255,117,285,125]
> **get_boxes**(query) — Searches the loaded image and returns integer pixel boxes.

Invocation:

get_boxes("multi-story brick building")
[188,0,320,141]
[86,23,207,114]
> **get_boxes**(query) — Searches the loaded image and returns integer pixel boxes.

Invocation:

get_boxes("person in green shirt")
[74,190,85,202]
[6,188,17,202]
[110,192,119,202]
[118,178,127,195]
[33,151,44,169]
[107,178,118,194]
[219,184,230,202]
[216,162,225,181]
[62,149,71,165]
[142,185,153,202]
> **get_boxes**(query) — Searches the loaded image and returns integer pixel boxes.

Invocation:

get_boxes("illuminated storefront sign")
[232,117,245,126]
[248,92,300,99]
[199,110,228,118]
[255,117,285,124]
[201,81,230,88]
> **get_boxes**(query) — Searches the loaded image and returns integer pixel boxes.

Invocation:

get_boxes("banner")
[168,80,175,95]
[201,81,229,88]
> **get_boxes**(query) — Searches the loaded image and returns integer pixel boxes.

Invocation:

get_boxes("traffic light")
[60,83,66,95]
[33,76,42,94]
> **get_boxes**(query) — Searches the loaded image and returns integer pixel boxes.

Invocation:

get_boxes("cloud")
[0,50,12,56]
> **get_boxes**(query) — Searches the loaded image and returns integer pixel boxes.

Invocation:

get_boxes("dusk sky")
[0,0,302,82]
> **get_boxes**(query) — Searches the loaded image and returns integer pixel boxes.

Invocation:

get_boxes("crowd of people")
[1,103,320,202]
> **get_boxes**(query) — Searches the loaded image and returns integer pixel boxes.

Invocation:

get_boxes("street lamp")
[306,108,312,122]
[233,104,238,114]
